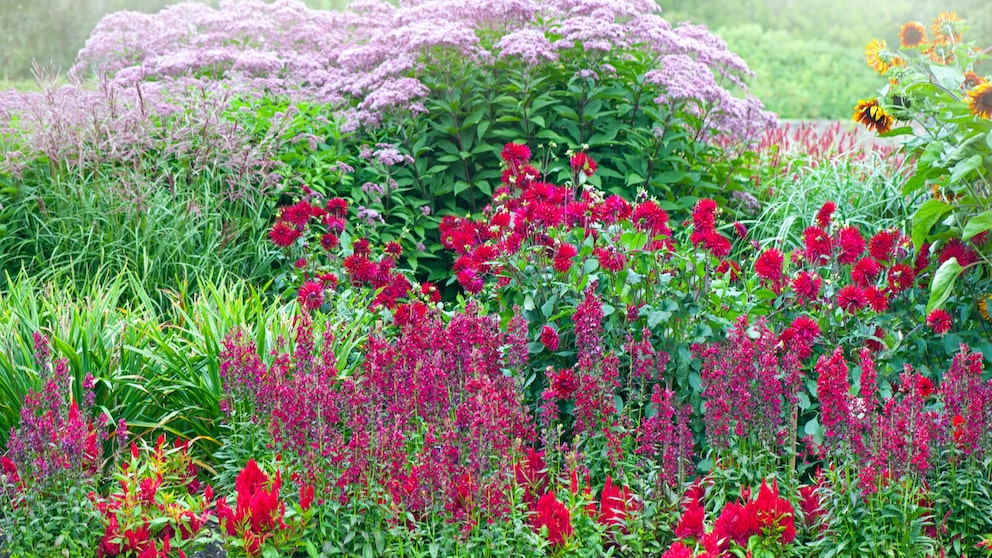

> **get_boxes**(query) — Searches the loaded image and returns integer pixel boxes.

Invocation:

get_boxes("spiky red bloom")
[939,238,979,267]
[886,263,915,294]
[501,142,531,165]
[297,281,324,313]
[570,152,597,177]
[661,541,695,558]
[716,260,741,281]
[456,268,484,294]
[598,475,638,528]
[864,286,889,312]
[692,198,719,231]
[539,325,559,351]
[755,248,784,284]
[268,221,301,248]
[553,243,578,273]
[926,309,952,334]
[674,494,705,539]
[702,230,732,258]
[325,197,349,217]
[791,271,822,303]
[837,284,868,313]
[384,241,403,257]
[353,238,371,257]
[343,254,376,283]
[281,200,313,228]
[789,315,821,346]
[803,226,833,263]
[850,257,881,288]
[868,230,899,263]
[815,201,837,228]
[534,493,572,548]
[548,368,578,400]
[320,233,339,252]
[632,200,671,236]
[837,226,866,265]
[595,246,626,272]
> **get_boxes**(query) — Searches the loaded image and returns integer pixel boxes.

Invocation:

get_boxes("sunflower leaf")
[927,257,964,313]
[962,210,992,241]
[911,199,952,251]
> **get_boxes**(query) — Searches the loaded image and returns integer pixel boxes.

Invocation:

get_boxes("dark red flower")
[320,233,339,252]
[837,284,867,313]
[864,286,889,312]
[851,257,881,288]
[716,260,741,281]
[297,280,324,313]
[868,230,899,263]
[269,221,301,248]
[353,238,371,257]
[755,248,784,288]
[281,201,313,228]
[816,201,836,228]
[837,226,866,264]
[549,368,578,400]
[325,197,349,217]
[674,493,705,539]
[791,271,822,303]
[632,200,671,237]
[540,325,559,351]
[692,198,719,232]
[926,309,952,334]
[702,230,732,258]
[939,238,979,267]
[384,241,403,257]
[553,243,578,273]
[803,226,833,263]
[886,263,915,294]
[501,142,531,166]
[570,152,597,177]
[595,246,626,273]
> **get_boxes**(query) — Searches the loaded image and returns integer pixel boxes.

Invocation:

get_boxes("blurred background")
[1,0,990,119]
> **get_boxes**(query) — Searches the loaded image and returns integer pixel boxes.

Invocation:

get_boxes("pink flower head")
[297,281,324,313]
[539,325,559,351]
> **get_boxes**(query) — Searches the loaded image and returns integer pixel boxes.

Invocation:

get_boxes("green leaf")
[949,154,982,184]
[927,257,964,313]
[911,199,951,251]
[962,210,992,241]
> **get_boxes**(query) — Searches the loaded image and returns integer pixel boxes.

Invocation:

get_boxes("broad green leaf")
[927,257,964,313]
[949,154,982,184]
[962,210,992,241]
[910,199,951,251]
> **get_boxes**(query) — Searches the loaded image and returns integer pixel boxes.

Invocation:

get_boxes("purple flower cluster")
[60,0,773,141]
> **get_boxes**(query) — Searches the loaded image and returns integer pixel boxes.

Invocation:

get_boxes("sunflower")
[963,70,987,90]
[925,43,955,65]
[899,21,927,48]
[931,11,963,45]
[865,39,894,74]
[979,295,992,322]
[853,98,894,134]
[969,82,992,119]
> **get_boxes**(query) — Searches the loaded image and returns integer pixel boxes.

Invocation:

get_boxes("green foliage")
[0,478,102,557]
[350,48,730,281]
[717,25,880,119]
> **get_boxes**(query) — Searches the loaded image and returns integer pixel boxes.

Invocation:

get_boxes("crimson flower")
[539,325,560,351]
[297,281,324,313]
[570,152,597,176]
[268,221,301,248]
[791,271,822,303]
[837,284,867,313]
[549,368,578,400]
[755,248,784,289]
[837,226,866,264]
[803,226,832,263]
[501,142,531,166]
[552,243,578,273]
[815,201,836,228]
[926,309,952,334]
[534,493,572,548]
[886,263,915,293]
[868,230,899,262]
[674,493,705,539]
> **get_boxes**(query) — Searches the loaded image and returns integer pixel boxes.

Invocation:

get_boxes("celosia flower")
[837,284,867,313]
[534,492,572,548]
[597,475,638,528]
[660,541,694,558]
[674,493,705,539]
[539,325,559,351]
[926,309,952,334]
